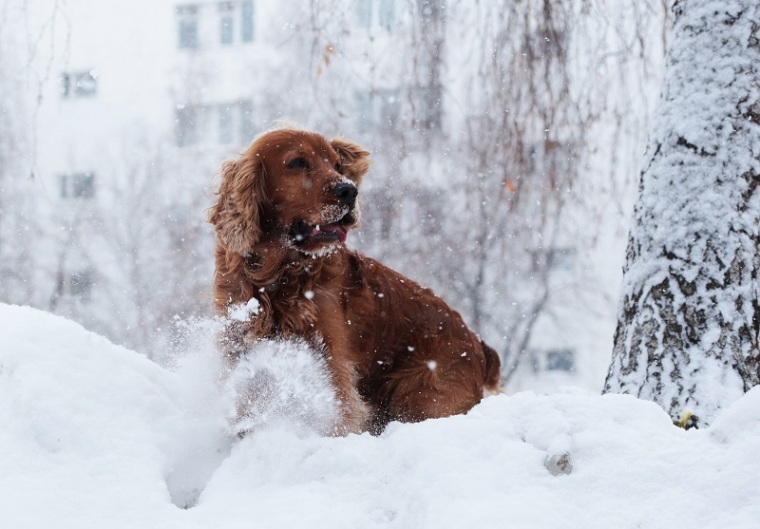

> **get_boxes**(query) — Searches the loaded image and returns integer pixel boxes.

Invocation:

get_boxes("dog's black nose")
[333,182,358,207]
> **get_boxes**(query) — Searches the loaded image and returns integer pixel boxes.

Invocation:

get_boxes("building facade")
[3,0,659,390]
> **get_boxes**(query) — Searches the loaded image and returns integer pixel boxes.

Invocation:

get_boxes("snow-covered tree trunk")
[604,0,760,425]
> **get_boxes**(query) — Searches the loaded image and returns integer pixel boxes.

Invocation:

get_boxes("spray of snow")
[161,315,231,509]
[224,338,339,438]
[227,298,260,322]
[158,314,339,507]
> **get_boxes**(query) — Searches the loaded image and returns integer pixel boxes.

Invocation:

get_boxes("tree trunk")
[604,0,760,425]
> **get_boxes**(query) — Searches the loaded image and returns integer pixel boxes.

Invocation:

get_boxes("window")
[545,349,575,372]
[531,348,576,373]
[175,100,253,147]
[548,248,575,271]
[177,4,199,49]
[240,0,254,42]
[530,247,575,273]
[56,271,94,303]
[357,0,394,31]
[59,71,98,98]
[59,173,95,199]
[418,0,445,21]
[178,2,254,49]
[219,2,235,44]
[239,99,255,140]
[356,89,400,133]
[219,1,255,44]
[378,0,394,29]
[175,104,202,147]
[356,92,372,130]
[357,0,372,28]
[74,71,98,97]
[218,104,234,144]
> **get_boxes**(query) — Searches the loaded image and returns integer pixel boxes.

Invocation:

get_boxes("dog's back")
[336,251,502,431]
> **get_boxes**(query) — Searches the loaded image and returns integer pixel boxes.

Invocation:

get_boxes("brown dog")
[209,126,501,435]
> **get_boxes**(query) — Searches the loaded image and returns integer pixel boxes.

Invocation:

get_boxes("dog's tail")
[480,340,502,395]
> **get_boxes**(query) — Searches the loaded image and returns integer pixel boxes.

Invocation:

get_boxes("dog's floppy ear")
[331,138,370,186]
[207,155,268,255]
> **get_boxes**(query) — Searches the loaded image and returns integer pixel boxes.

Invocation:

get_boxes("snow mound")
[0,303,189,524]
[1,303,759,529]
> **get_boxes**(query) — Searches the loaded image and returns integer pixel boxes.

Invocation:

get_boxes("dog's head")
[208,127,370,256]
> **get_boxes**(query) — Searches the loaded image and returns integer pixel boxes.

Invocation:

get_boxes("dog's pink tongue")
[326,224,348,244]
[313,223,348,244]
[336,226,348,244]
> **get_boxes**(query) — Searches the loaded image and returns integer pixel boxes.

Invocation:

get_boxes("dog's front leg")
[313,296,370,435]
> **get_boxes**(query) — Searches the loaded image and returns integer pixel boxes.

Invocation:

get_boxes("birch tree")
[604,0,760,424]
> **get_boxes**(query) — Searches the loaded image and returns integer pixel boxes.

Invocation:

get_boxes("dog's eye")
[334,162,341,172]
[287,157,309,170]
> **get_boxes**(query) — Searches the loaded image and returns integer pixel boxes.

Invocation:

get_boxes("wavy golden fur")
[209,127,501,435]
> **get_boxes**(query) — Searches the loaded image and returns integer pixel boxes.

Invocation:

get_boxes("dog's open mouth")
[292,213,356,246]
[309,221,348,244]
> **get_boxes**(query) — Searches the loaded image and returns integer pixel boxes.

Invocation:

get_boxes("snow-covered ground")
[1,302,758,529]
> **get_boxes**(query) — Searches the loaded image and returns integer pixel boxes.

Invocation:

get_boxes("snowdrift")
[1,303,758,529]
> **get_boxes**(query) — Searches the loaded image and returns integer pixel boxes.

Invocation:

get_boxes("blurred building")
[4,0,659,389]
